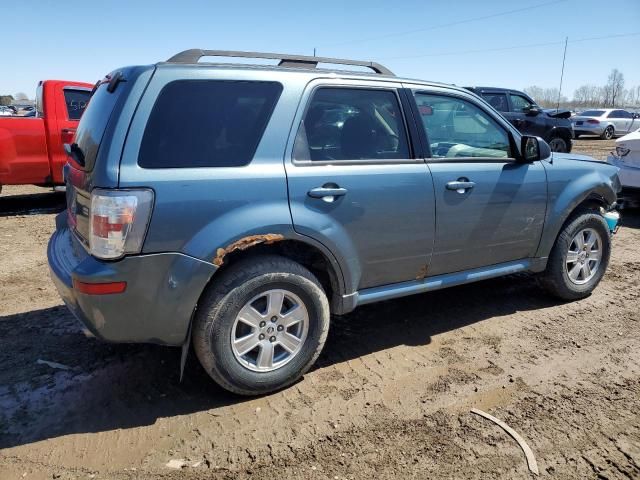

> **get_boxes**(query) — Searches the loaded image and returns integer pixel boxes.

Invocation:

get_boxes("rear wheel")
[193,255,330,395]
[601,125,614,140]
[548,136,568,153]
[540,210,611,300]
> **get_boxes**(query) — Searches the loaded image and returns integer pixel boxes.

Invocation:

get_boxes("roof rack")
[166,49,394,76]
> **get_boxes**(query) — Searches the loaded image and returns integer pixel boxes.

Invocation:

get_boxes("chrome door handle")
[446,181,476,193]
[308,187,348,199]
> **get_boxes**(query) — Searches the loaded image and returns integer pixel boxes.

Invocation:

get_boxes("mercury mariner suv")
[48,49,621,395]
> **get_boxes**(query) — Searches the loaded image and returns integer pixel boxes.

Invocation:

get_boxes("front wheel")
[601,125,615,140]
[193,255,330,395]
[540,210,611,300]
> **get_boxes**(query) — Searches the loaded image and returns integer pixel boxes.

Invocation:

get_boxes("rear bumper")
[48,212,217,345]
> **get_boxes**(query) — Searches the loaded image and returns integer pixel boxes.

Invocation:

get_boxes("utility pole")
[557,37,568,111]
[313,47,316,57]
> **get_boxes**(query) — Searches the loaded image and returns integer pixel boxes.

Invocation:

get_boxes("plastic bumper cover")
[47,212,217,345]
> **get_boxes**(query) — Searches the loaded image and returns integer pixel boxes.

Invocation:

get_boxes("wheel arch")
[536,188,612,259]
[198,235,348,315]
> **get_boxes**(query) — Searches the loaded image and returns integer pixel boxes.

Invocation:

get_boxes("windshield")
[579,110,605,117]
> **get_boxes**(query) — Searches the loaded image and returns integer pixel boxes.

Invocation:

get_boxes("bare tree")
[605,69,625,107]
[524,86,567,108]
[13,92,29,101]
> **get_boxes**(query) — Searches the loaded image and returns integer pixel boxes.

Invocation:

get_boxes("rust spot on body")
[213,234,284,266]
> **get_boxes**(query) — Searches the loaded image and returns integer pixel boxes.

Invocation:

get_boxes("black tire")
[193,255,330,396]
[548,136,568,153]
[601,125,614,140]
[539,210,611,301]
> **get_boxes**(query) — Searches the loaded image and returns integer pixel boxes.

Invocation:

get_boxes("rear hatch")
[65,68,152,246]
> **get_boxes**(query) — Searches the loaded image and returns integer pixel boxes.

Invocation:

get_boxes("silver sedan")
[572,108,639,140]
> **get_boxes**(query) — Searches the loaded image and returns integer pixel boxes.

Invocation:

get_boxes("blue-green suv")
[48,50,621,395]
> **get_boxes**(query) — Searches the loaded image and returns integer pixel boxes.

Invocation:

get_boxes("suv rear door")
[285,79,435,291]
[405,87,547,276]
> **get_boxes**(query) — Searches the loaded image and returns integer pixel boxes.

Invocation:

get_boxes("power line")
[375,32,640,60]
[319,0,568,49]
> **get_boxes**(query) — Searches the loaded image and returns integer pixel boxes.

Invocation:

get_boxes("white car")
[608,127,640,205]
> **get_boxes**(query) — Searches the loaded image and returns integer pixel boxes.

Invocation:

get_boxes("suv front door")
[407,88,547,276]
[508,92,547,138]
[286,81,435,291]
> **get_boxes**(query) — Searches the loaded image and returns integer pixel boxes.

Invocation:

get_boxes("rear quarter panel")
[119,68,306,255]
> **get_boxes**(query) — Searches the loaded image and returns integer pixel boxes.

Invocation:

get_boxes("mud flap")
[180,320,193,383]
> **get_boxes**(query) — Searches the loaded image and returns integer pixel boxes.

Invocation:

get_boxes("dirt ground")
[1,139,638,480]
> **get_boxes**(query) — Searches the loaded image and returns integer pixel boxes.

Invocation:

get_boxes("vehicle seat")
[340,114,378,159]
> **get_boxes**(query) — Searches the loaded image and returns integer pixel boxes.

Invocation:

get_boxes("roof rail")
[166,49,394,76]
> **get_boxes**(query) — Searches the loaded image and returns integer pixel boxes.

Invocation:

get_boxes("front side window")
[293,87,410,161]
[481,93,509,112]
[64,89,91,120]
[510,94,533,112]
[139,80,282,168]
[414,93,511,159]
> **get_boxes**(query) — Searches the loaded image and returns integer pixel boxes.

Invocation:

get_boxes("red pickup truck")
[0,80,92,192]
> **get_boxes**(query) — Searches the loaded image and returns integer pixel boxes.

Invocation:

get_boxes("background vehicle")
[0,80,92,192]
[608,127,640,206]
[49,50,620,396]
[572,108,640,139]
[465,86,574,152]
[0,106,14,116]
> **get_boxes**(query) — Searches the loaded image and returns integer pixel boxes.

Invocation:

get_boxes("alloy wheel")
[565,228,602,285]
[231,289,309,372]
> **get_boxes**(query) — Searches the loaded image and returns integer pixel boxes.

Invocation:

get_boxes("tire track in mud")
[1,197,639,478]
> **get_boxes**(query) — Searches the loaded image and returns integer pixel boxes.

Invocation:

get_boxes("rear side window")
[481,93,508,112]
[64,89,91,120]
[138,80,282,168]
[293,87,410,161]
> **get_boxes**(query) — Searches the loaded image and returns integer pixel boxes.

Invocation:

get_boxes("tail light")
[89,189,154,259]
[587,119,600,124]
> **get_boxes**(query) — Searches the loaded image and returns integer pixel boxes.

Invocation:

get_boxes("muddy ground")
[1,139,638,479]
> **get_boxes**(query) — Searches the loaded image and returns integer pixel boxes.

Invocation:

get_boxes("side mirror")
[520,135,551,162]
[525,106,541,116]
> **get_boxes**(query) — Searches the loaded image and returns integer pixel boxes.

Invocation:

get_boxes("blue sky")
[2,0,639,99]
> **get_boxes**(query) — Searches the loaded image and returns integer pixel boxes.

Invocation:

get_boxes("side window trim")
[291,84,419,166]
[409,89,517,163]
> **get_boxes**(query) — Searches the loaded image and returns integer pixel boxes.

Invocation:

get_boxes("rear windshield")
[73,83,122,171]
[579,110,605,116]
[64,89,91,120]
[138,80,283,168]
